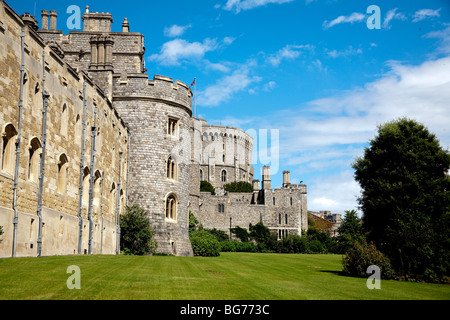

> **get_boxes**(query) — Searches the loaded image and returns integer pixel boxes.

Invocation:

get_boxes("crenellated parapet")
[113,74,192,115]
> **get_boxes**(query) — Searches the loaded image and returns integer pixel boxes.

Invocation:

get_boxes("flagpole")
[194,77,196,118]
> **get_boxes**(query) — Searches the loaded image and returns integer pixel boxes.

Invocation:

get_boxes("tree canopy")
[352,118,450,282]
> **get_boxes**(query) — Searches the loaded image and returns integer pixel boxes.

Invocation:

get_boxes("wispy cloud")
[322,12,366,30]
[383,8,406,29]
[149,37,233,66]
[222,0,294,13]
[255,56,450,213]
[266,44,313,66]
[425,26,450,55]
[163,24,192,37]
[413,8,441,22]
[326,46,362,58]
[197,62,262,106]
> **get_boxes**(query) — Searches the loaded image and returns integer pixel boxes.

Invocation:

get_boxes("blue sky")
[12,0,450,214]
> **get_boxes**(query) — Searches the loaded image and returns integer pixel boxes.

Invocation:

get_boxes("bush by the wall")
[190,230,221,257]
[200,181,216,195]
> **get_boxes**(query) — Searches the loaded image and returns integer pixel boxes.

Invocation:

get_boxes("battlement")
[201,124,254,146]
[113,74,192,113]
[82,6,114,32]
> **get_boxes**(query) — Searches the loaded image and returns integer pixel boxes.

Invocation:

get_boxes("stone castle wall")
[0,1,128,258]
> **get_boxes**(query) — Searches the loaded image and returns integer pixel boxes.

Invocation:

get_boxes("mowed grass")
[0,253,449,300]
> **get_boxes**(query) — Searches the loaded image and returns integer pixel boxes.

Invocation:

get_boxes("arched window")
[165,194,177,221]
[82,167,90,205]
[57,154,69,194]
[1,124,17,175]
[218,204,225,213]
[28,137,42,183]
[60,103,68,138]
[221,170,227,183]
[200,169,203,181]
[109,182,116,215]
[167,156,177,181]
[93,170,102,207]
[120,189,125,215]
[75,114,81,144]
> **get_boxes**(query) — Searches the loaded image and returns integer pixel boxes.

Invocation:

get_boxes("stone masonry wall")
[0,1,128,257]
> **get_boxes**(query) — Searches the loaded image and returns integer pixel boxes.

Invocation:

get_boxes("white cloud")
[266,44,313,66]
[223,0,294,13]
[260,56,450,213]
[413,8,441,23]
[163,24,192,37]
[149,37,233,66]
[263,81,277,92]
[383,8,406,29]
[197,63,262,106]
[323,12,366,30]
[326,46,362,58]
[425,26,450,55]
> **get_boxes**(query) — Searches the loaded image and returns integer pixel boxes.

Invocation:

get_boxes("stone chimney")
[283,171,290,188]
[49,10,57,30]
[122,18,130,32]
[262,166,271,190]
[252,180,260,192]
[41,10,49,30]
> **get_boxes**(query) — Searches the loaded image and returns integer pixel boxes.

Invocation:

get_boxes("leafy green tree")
[120,205,158,255]
[249,222,275,252]
[189,211,199,233]
[231,226,249,242]
[200,180,216,195]
[224,181,253,193]
[336,210,365,254]
[353,118,450,282]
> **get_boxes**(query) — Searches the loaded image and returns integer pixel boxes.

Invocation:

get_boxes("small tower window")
[167,156,177,181]
[167,118,179,136]
[221,170,227,183]
[166,194,177,220]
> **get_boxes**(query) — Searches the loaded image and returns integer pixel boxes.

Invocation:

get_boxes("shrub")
[200,181,216,195]
[235,241,258,252]
[189,211,199,233]
[190,230,221,257]
[206,228,229,242]
[231,226,249,242]
[224,181,253,193]
[120,205,158,255]
[220,241,237,252]
[342,241,394,279]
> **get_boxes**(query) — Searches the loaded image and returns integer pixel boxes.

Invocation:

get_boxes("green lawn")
[0,253,448,300]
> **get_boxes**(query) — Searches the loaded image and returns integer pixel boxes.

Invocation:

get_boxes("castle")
[0,1,308,258]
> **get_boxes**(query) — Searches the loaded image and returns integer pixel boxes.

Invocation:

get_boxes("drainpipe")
[100,173,104,254]
[116,151,123,255]
[87,103,98,255]
[77,80,87,254]
[125,136,130,209]
[12,27,25,257]
[36,51,50,257]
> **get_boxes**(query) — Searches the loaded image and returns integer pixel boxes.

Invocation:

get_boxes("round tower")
[113,74,194,256]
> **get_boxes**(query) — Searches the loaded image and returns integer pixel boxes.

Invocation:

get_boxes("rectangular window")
[167,118,179,136]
